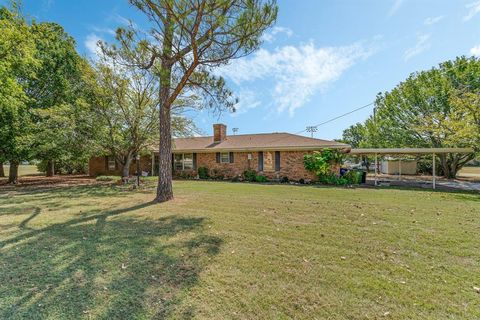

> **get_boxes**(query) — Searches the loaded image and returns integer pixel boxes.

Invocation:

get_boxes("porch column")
[398,158,401,180]
[374,153,378,186]
[432,153,436,190]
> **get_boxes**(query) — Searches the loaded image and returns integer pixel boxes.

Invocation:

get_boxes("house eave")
[167,145,351,153]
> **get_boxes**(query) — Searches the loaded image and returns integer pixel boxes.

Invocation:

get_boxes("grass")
[2,164,42,177]
[0,180,479,319]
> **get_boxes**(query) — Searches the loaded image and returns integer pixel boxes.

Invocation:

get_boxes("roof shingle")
[166,132,350,152]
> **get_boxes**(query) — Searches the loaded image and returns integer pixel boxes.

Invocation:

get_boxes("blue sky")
[5,0,480,139]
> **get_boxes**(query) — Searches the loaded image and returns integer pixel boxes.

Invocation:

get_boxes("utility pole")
[306,126,317,138]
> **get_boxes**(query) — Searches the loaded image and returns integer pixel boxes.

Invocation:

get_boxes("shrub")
[318,171,361,186]
[298,178,305,184]
[255,175,268,183]
[343,170,362,185]
[280,176,289,183]
[210,169,224,180]
[197,166,209,179]
[304,149,352,185]
[303,149,344,177]
[231,175,240,182]
[243,169,257,182]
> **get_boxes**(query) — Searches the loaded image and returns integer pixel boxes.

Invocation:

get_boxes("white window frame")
[174,153,194,170]
[220,152,230,163]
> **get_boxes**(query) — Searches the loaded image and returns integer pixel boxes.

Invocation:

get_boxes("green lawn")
[2,164,42,177]
[0,181,479,319]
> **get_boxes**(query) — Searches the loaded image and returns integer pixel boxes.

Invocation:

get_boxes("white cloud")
[91,27,116,36]
[232,90,261,115]
[464,1,480,21]
[262,26,293,43]
[84,33,103,59]
[388,0,404,17]
[424,15,444,25]
[470,45,480,56]
[218,42,374,116]
[404,34,431,61]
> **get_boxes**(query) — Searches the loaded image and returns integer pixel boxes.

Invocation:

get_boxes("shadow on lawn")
[0,201,222,319]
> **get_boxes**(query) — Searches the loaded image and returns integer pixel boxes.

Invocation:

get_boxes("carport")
[349,148,474,189]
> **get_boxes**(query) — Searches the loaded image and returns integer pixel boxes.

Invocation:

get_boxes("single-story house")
[89,124,351,181]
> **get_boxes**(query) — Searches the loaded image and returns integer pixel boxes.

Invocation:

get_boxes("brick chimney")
[213,123,227,143]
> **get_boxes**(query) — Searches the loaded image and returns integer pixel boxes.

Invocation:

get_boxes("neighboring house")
[89,124,351,181]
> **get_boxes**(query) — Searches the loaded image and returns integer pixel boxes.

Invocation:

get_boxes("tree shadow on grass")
[0,202,222,319]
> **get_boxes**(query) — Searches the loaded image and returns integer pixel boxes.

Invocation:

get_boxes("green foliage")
[341,123,367,148]
[104,0,278,200]
[345,57,480,178]
[243,169,257,182]
[255,175,268,183]
[303,149,344,177]
[343,170,363,185]
[0,4,37,172]
[197,166,209,179]
[37,156,88,175]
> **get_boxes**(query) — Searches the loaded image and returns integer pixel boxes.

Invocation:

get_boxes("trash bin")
[361,171,367,184]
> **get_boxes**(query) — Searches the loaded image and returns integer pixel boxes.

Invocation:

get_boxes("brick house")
[89,124,350,181]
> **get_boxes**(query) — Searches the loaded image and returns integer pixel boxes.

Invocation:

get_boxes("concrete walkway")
[436,180,480,192]
[366,174,480,192]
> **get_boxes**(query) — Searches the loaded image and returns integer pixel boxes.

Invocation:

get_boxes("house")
[88,124,350,181]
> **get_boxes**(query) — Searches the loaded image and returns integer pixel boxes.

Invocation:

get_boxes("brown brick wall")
[180,151,318,181]
[89,155,153,177]
[90,151,329,181]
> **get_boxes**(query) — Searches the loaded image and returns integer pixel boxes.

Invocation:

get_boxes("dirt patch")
[0,175,98,191]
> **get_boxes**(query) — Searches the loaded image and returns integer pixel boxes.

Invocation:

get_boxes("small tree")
[104,0,278,202]
[88,50,199,178]
[0,4,37,183]
[26,21,88,177]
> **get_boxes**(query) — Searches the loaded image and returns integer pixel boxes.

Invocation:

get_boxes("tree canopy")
[342,56,480,178]
[0,5,37,182]
[103,0,278,202]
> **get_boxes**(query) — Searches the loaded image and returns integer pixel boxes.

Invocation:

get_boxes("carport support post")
[374,153,378,186]
[432,153,436,190]
[398,158,401,180]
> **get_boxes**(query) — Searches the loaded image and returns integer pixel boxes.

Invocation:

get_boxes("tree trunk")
[122,155,132,178]
[439,154,450,178]
[46,160,54,177]
[8,161,19,184]
[155,19,174,203]
[0,162,4,177]
[155,99,173,202]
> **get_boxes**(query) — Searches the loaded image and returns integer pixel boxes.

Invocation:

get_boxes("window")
[183,153,193,170]
[174,153,194,170]
[263,151,274,172]
[220,152,230,163]
[108,157,116,171]
[174,154,183,171]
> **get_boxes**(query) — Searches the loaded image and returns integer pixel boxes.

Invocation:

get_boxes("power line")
[307,102,375,131]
